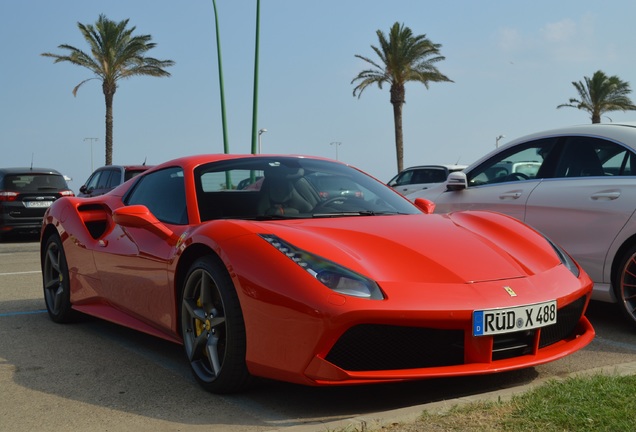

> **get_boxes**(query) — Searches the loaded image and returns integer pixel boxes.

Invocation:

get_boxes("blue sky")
[3,1,636,191]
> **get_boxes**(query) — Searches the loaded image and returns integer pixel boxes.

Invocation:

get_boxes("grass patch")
[376,374,636,431]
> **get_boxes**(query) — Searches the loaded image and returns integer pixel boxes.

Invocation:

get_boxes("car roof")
[92,164,151,171]
[0,167,64,176]
[402,164,468,171]
[142,154,340,175]
[502,122,636,148]
[464,122,636,172]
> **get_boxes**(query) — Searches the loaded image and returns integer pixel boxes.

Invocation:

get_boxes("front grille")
[325,325,464,371]
[325,296,587,372]
[492,330,535,360]
[539,296,587,348]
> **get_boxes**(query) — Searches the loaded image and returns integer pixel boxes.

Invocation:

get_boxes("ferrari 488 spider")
[40,155,594,393]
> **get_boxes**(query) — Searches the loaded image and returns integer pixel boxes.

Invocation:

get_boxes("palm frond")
[558,70,636,122]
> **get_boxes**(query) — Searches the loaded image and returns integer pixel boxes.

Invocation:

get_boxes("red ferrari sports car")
[40,154,594,393]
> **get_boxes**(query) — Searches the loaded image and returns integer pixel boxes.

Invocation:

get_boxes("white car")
[388,164,467,196]
[409,122,636,327]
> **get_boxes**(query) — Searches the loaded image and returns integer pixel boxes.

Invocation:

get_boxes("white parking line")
[0,270,41,276]
[0,310,47,317]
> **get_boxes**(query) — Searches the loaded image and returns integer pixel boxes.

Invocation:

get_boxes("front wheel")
[615,246,636,328]
[180,256,251,393]
[42,234,76,323]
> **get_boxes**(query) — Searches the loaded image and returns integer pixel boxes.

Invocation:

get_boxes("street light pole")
[330,141,342,160]
[258,128,267,153]
[495,135,505,148]
[84,137,98,171]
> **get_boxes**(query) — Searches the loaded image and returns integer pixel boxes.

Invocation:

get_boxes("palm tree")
[557,70,636,124]
[42,14,175,165]
[352,22,452,173]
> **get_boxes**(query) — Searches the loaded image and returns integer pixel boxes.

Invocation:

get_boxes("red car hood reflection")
[246,211,559,285]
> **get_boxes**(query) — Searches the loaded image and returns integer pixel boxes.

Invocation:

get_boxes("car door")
[524,136,636,284]
[80,170,102,197]
[432,138,558,221]
[93,168,116,196]
[92,167,189,327]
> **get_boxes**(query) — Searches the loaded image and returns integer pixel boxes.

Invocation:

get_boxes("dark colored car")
[0,167,74,239]
[78,164,151,197]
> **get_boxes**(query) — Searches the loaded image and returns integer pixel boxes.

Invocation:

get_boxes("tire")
[42,234,76,323]
[180,256,251,393]
[615,245,636,328]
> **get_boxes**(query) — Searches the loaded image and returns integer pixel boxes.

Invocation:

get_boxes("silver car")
[409,122,636,327]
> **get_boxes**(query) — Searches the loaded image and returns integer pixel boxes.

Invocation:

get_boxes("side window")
[582,137,632,177]
[85,172,101,190]
[468,138,558,186]
[554,137,630,178]
[96,170,112,189]
[125,167,187,225]
[394,171,413,186]
[107,169,122,188]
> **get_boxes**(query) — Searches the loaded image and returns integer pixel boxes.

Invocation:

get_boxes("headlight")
[544,236,580,277]
[260,234,384,300]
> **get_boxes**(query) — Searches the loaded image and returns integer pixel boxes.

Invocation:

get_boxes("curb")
[268,361,636,432]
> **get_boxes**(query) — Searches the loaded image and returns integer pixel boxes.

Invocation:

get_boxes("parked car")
[40,154,593,393]
[388,164,467,196]
[0,167,73,239]
[409,122,636,327]
[78,164,151,197]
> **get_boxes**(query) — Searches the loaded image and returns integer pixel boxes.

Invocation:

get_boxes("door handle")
[499,191,522,200]
[591,191,621,201]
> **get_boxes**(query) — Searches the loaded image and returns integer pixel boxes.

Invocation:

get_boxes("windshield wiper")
[311,210,401,218]
[253,214,307,220]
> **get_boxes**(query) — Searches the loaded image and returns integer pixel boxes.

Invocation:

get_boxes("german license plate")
[473,300,557,336]
[25,201,53,208]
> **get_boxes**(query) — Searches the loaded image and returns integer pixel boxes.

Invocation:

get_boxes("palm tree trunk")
[103,82,115,165]
[392,102,404,173]
[390,84,405,173]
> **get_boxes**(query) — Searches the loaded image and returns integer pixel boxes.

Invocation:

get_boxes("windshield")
[3,174,68,192]
[194,157,420,221]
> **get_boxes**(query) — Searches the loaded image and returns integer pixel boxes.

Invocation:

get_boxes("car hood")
[247,211,560,284]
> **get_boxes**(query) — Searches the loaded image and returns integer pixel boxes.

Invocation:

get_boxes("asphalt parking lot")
[2,239,636,432]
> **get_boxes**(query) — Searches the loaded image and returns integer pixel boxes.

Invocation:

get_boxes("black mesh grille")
[325,325,464,371]
[539,296,587,348]
[492,330,536,360]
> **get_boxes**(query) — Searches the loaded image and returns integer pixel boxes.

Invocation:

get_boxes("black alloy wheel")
[616,246,636,327]
[42,234,75,323]
[180,256,250,393]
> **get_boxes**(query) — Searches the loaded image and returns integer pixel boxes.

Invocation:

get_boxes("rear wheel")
[180,256,251,393]
[615,246,636,327]
[42,234,75,323]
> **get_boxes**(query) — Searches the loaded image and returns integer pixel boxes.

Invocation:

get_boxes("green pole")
[250,0,261,154]
[212,0,229,154]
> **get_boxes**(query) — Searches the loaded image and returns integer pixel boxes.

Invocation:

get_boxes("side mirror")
[112,205,178,244]
[414,198,436,214]
[446,171,468,191]
[79,185,87,194]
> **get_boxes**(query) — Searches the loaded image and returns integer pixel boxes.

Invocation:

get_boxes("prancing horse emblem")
[504,286,517,297]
